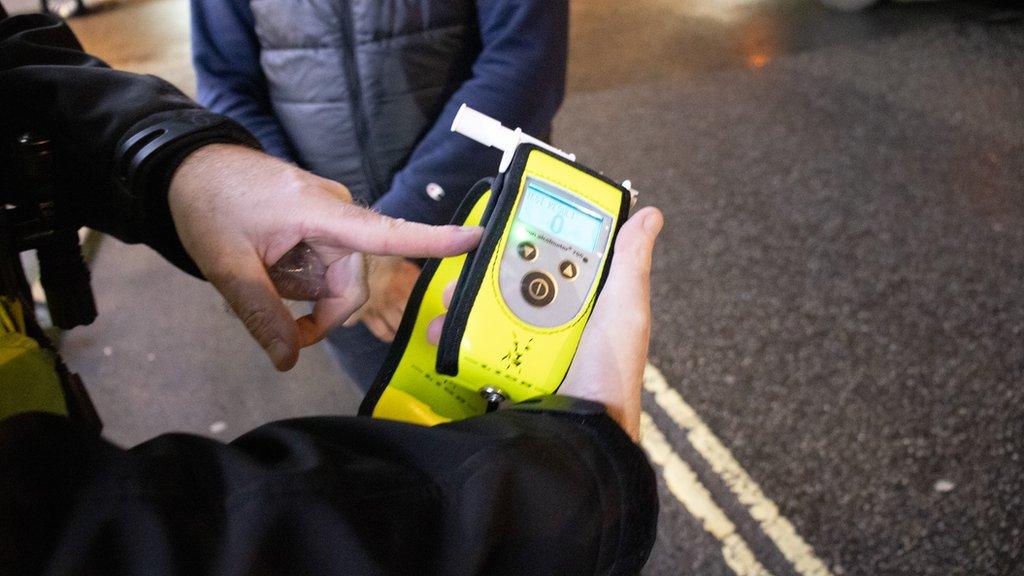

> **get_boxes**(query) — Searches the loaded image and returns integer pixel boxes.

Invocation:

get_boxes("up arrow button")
[559,260,579,280]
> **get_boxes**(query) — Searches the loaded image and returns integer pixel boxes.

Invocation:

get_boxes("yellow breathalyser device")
[359,105,637,425]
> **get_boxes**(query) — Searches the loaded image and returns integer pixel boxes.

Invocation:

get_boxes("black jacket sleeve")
[0,13,256,275]
[0,407,657,576]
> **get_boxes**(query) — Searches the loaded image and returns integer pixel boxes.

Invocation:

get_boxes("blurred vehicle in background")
[3,0,93,18]
[41,0,86,18]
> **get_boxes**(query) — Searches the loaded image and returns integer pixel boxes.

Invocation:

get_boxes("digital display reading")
[516,182,604,251]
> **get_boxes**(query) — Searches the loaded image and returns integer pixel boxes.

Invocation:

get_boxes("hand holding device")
[427,206,663,439]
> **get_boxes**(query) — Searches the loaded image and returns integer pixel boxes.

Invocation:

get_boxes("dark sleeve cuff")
[472,406,660,574]
[508,395,658,571]
[509,394,607,416]
[115,109,261,276]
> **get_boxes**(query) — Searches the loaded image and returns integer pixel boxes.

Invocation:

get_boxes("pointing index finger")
[315,204,482,258]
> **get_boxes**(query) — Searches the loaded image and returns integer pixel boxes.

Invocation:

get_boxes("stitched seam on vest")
[261,26,462,50]
[358,23,465,45]
[272,84,444,105]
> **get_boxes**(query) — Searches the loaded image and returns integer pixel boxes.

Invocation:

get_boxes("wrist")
[116,110,260,199]
[167,143,253,214]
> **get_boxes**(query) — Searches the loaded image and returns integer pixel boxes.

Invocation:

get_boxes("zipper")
[335,0,384,202]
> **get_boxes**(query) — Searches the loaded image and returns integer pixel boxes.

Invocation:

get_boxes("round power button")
[521,271,556,307]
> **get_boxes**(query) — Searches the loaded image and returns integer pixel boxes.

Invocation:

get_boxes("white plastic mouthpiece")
[451,104,519,154]
[451,104,575,172]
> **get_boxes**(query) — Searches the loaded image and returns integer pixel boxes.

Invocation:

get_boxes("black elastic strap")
[435,145,534,376]
[358,177,494,416]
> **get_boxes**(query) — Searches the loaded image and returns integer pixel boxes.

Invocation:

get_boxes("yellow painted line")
[640,413,773,576]
[643,363,833,576]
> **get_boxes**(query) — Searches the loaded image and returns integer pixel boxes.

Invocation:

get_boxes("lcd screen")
[516,181,604,251]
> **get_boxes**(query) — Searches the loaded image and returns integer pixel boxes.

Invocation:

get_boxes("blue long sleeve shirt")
[190,0,568,227]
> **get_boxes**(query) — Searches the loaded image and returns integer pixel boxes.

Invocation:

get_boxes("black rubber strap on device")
[434,147,532,376]
[358,177,495,417]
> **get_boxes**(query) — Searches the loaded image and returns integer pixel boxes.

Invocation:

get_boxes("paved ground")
[12,0,1022,573]
[556,3,1024,574]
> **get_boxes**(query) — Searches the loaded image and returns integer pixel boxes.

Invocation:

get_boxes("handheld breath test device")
[360,105,637,425]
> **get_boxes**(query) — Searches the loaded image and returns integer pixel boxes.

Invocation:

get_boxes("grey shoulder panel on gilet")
[249,0,478,206]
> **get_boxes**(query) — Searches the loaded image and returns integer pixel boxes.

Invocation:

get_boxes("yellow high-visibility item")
[360,184,492,424]
[0,296,68,420]
[436,148,630,399]
[361,106,635,426]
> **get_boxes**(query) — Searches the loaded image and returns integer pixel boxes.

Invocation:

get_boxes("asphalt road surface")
[12,0,1021,573]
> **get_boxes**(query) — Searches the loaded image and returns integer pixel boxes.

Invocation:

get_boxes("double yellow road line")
[640,364,832,576]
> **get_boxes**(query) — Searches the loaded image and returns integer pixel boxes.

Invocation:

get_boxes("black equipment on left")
[0,131,102,432]
[4,132,97,330]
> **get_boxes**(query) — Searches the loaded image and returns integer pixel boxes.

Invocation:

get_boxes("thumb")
[560,206,663,440]
[584,206,662,347]
[600,206,663,312]
[210,250,300,371]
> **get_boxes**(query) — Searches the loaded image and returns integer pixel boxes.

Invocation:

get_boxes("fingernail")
[453,225,482,236]
[643,211,663,234]
[267,339,291,367]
